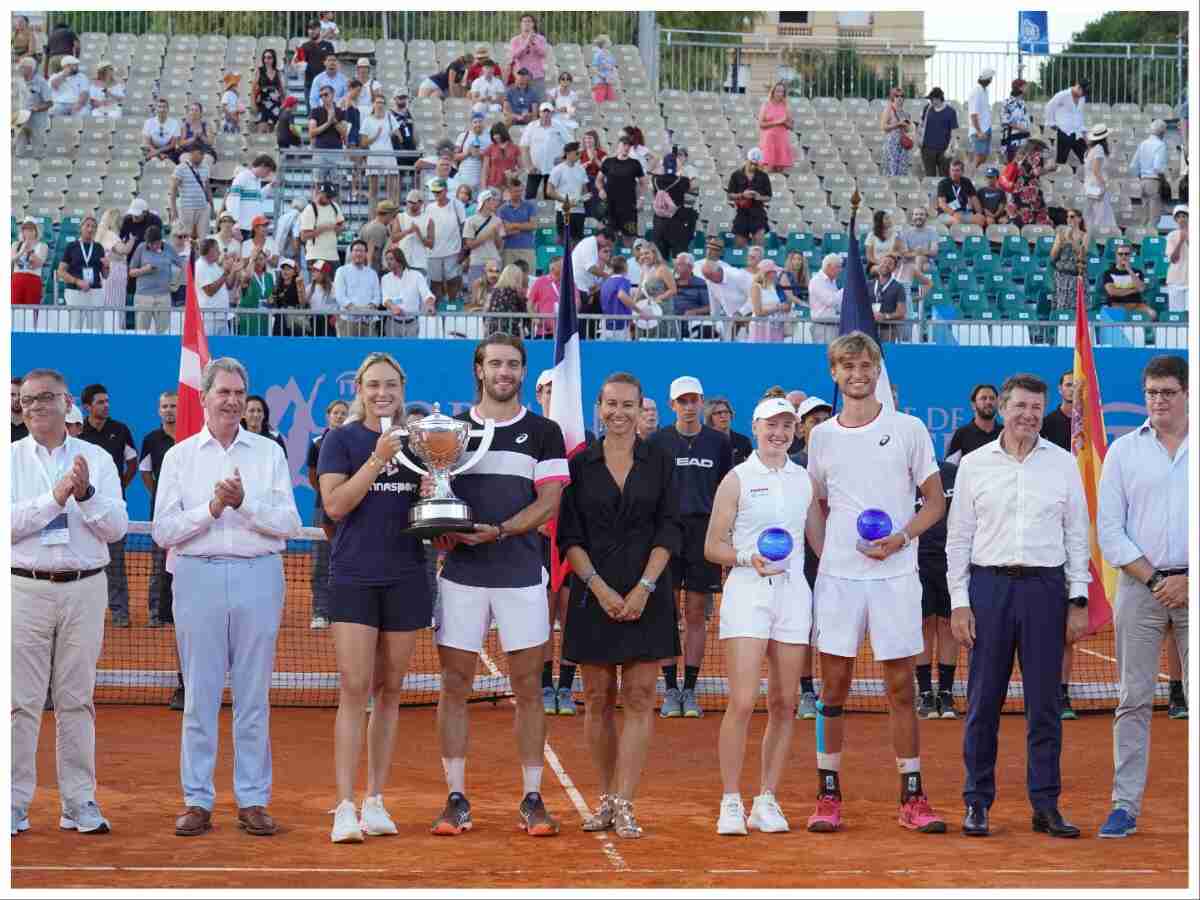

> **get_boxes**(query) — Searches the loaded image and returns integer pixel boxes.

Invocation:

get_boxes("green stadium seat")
[786,232,816,254]
[1034,234,1055,260]
[961,292,991,318]
[1009,254,1037,282]
[1140,235,1165,262]
[972,253,999,276]
[723,246,747,267]
[1086,255,1106,282]
[535,226,558,247]
[952,272,979,297]
[535,245,563,272]
[764,247,785,266]
[821,231,848,255]
[1000,233,1028,259]
[961,234,988,258]
[983,273,1012,297]
[1024,271,1050,303]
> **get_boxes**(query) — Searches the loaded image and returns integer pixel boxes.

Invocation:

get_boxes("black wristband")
[1068,595,1088,609]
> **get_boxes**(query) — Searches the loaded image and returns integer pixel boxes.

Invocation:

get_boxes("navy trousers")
[962,566,1067,811]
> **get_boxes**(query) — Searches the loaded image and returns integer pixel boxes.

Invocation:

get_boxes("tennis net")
[94,523,1161,713]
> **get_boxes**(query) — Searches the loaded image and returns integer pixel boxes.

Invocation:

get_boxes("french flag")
[545,219,586,591]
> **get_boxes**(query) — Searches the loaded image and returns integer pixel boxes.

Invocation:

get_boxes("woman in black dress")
[559,372,681,839]
[253,49,284,133]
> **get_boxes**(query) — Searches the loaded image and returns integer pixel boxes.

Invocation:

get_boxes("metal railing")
[13,305,1188,350]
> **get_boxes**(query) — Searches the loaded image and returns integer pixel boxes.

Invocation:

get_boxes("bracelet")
[366,454,385,470]
[736,550,753,568]
[899,530,912,549]
[582,571,598,591]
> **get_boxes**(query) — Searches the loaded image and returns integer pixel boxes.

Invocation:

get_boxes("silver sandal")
[612,797,643,839]
[582,793,615,831]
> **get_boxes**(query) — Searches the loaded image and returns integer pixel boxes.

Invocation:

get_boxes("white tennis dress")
[718,452,813,644]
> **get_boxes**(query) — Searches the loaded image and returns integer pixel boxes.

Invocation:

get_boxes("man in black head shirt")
[1040,370,1074,451]
[946,383,1000,462]
[976,167,1009,225]
[648,375,732,719]
[914,460,961,719]
[298,19,335,104]
[936,159,986,227]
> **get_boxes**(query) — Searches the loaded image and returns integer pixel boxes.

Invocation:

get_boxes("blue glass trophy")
[856,508,893,554]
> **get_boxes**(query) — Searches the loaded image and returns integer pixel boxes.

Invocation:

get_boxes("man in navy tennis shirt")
[649,375,733,719]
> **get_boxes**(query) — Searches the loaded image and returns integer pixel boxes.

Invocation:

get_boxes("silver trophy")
[381,404,495,539]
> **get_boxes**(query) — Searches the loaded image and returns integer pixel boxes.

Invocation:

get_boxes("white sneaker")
[360,794,398,836]
[748,791,790,833]
[331,799,364,843]
[716,795,748,835]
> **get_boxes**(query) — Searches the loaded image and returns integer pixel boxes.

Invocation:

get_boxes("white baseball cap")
[746,147,764,164]
[65,404,83,425]
[539,102,554,112]
[536,369,554,389]
[979,68,996,80]
[127,198,148,215]
[753,397,798,422]
[356,57,371,67]
[797,396,833,420]
[669,375,704,400]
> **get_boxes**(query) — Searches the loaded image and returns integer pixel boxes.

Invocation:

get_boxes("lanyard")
[78,241,94,266]
[875,276,895,301]
[253,274,268,296]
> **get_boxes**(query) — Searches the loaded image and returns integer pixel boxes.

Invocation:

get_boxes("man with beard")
[429,334,569,837]
[946,384,1000,463]
[1040,371,1074,452]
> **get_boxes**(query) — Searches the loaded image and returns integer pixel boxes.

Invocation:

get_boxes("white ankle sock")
[522,765,543,795]
[442,757,466,794]
[897,757,921,774]
[722,792,741,806]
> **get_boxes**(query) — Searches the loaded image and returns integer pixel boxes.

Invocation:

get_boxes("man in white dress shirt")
[1044,79,1089,170]
[11,369,129,836]
[947,373,1090,839]
[333,239,383,337]
[1129,119,1170,227]
[1096,355,1189,839]
[152,358,301,839]
[698,236,754,342]
[807,253,844,343]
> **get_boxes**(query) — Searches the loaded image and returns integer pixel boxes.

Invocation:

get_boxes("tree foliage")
[785,44,921,100]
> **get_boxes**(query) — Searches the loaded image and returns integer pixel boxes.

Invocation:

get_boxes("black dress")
[560,437,682,665]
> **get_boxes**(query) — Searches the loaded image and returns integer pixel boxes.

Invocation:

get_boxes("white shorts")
[435,577,550,654]
[427,254,462,282]
[719,567,812,644]
[813,572,923,661]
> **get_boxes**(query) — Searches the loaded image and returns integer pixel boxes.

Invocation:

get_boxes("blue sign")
[12,335,1174,524]
[1019,11,1050,55]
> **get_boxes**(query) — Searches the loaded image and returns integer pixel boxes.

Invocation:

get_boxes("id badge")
[40,513,70,546]
[81,267,95,285]
[948,200,961,212]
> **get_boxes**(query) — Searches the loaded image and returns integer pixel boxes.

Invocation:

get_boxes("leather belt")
[973,565,1062,579]
[1160,567,1188,577]
[12,566,104,583]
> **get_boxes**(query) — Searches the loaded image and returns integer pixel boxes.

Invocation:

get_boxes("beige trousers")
[11,572,108,816]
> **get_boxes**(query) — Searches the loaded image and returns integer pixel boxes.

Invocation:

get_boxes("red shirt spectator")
[482,126,522,189]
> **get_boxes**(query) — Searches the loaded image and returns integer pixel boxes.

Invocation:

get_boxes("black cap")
[562,141,580,154]
[926,87,944,100]
[1078,79,1091,95]
[318,181,337,196]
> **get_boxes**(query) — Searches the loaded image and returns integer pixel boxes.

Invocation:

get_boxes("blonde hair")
[495,264,525,294]
[351,352,407,421]
[827,330,883,368]
[594,34,611,48]
[95,207,122,243]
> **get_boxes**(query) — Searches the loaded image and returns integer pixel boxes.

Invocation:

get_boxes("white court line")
[477,647,627,872]
[1078,647,1170,680]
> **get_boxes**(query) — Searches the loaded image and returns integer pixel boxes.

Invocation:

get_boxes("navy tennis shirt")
[648,424,733,518]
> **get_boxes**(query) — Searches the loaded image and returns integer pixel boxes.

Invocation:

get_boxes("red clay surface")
[11,705,1190,889]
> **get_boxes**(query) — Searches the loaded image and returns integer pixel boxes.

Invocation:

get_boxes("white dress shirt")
[1128,135,1168,179]
[520,120,567,175]
[152,426,301,558]
[808,271,843,320]
[381,268,434,317]
[967,85,991,135]
[1044,88,1086,138]
[1097,420,1188,570]
[333,262,382,312]
[702,261,753,317]
[945,436,1090,609]
[571,236,604,293]
[11,434,129,571]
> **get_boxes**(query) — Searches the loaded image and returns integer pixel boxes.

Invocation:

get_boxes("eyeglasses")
[1116,251,1132,257]
[1145,388,1182,400]
[19,391,64,409]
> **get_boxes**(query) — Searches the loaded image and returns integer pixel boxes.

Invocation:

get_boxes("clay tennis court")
[13,543,1190,889]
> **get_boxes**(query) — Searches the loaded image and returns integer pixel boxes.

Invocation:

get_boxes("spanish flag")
[1070,277,1116,633]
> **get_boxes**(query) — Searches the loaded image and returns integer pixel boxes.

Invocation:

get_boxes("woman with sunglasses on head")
[253,49,284,135]
[1050,209,1087,312]
[880,87,912,177]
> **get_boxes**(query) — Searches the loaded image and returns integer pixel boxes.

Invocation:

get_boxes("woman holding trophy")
[703,395,826,836]
[317,351,432,844]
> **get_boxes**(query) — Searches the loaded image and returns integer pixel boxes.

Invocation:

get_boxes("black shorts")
[330,578,434,632]
[732,208,768,239]
[919,567,951,619]
[607,206,639,237]
[670,515,723,595]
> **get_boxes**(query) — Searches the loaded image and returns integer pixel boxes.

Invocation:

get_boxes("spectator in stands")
[598,254,638,340]
[212,211,243,259]
[1103,244,1156,320]
[1001,79,1030,162]
[296,19,335,103]
[778,250,809,310]
[573,230,614,335]
[87,61,125,118]
[361,95,401,212]
[387,91,418,169]
[580,130,608,218]
[727,148,772,248]
[226,154,276,241]
[117,198,162,264]
[425,155,459,201]
[169,143,213,240]
[865,209,908,277]
[309,53,349,110]
[497,177,538,272]
[619,125,656,175]
[462,188,505,290]
[394,189,433,275]
[637,242,677,326]
[307,259,337,336]
[1050,209,1087,311]
[481,122,521,191]
[880,86,913,177]
[334,239,383,336]
[967,69,994,172]
[470,64,508,115]
[57,214,106,331]
[425,178,465,305]
[550,72,580,134]
[898,207,937,301]
[179,101,213,159]
[807,253,844,342]
[381,247,435,337]
[504,68,539,125]
[510,15,549,101]
[598,136,647,247]
[650,148,697,260]
[548,141,589,244]
[871,253,908,342]
[591,34,618,104]
[1130,119,1170,228]
[269,258,307,336]
[11,14,40,63]
[352,59,382,121]
[355,199,394,274]
[341,80,367,200]
[937,159,985,226]
[419,54,469,100]
[94,208,131,328]
[44,21,79,75]
[484,263,529,337]
[11,218,47,329]
[976,168,1009,225]
[466,43,503,85]
[1165,206,1188,289]
[1005,138,1054,227]
[15,57,51,158]
[1083,124,1116,233]
[527,255,562,338]
[195,238,236,334]
[253,49,284,135]
[758,81,795,174]
[242,215,280,272]
[1044,78,1089,171]
[236,251,274,337]
[242,395,287,455]
[918,87,957,178]
[79,383,138,628]
[310,85,350,183]
[520,102,567,199]
[748,260,789,343]
[946,384,1000,462]
[49,55,88,117]
[318,11,339,39]
[696,236,750,340]
[454,111,493,192]
[143,98,182,163]
[129,224,183,334]
[220,73,243,134]
[469,259,503,310]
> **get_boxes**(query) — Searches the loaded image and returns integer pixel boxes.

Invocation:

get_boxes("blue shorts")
[330,578,433,632]
[972,130,993,157]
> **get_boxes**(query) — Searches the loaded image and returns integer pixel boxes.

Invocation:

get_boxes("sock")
[522,765,543,795]
[1060,682,1070,699]
[177,672,184,688]
[557,663,577,693]
[683,665,700,692]
[915,664,933,694]
[898,765,923,802]
[662,665,679,691]
[800,676,815,696]
[1170,680,1185,703]
[938,664,957,694]
[541,661,554,690]
[442,757,466,795]
[816,768,842,799]
[722,792,741,807]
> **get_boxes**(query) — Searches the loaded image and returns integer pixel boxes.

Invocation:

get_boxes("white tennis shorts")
[435,577,550,654]
[813,572,923,661]
[718,567,812,644]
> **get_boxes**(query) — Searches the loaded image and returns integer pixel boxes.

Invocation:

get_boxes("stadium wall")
[13,335,1176,524]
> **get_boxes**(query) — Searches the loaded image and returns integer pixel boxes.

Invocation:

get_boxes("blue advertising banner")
[13,336,1173,523]
[1019,11,1050,55]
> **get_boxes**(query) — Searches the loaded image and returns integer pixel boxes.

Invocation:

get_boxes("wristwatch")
[638,577,657,592]
[495,523,507,542]
[1146,570,1167,592]
[1067,595,1088,609]
[79,485,96,502]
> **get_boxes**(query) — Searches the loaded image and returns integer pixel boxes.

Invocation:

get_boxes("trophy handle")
[449,418,495,477]
[379,417,429,478]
